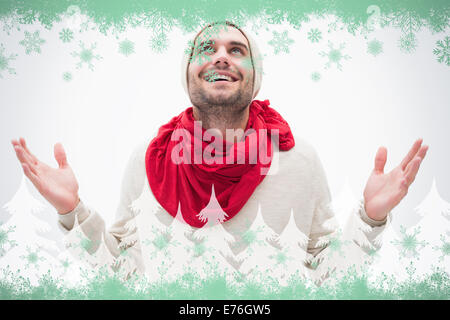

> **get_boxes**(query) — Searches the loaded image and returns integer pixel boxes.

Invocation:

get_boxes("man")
[11,21,428,283]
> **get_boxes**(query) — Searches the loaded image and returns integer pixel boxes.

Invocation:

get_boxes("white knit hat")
[181,21,263,100]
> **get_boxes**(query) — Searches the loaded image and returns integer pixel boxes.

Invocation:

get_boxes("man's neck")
[192,106,250,143]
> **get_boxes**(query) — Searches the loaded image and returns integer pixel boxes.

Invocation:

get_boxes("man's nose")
[211,46,230,68]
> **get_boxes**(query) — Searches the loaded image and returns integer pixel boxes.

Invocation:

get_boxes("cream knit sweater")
[58,136,391,284]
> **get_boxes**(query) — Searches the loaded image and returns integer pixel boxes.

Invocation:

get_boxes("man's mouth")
[202,71,239,83]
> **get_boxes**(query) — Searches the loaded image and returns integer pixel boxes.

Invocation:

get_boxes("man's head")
[181,22,263,115]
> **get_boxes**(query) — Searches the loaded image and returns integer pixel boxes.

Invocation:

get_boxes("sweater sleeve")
[57,141,148,278]
[304,147,392,286]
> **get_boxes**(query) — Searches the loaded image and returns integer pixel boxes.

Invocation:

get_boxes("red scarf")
[145,99,295,228]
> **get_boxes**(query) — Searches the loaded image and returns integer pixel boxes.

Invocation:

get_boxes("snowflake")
[392,225,428,260]
[319,41,351,71]
[242,228,258,246]
[80,236,94,252]
[152,232,171,252]
[71,41,102,71]
[66,228,100,261]
[268,30,294,54]
[19,30,45,55]
[203,69,219,82]
[242,227,270,255]
[269,249,291,266]
[0,225,17,256]
[432,234,450,262]
[191,241,206,258]
[309,259,319,270]
[398,33,417,54]
[427,8,449,34]
[185,39,213,65]
[0,44,17,78]
[307,28,322,43]
[62,71,72,82]
[59,28,74,43]
[367,39,383,56]
[311,71,321,82]
[365,246,380,260]
[380,10,425,53]
[194,22,256,67]
[59,257,71,272]
[381,10,423,52]
[149,33,169,53]
[433,36,450,66]
[142,226,179,259]
[317,229,350,258]
[118,39,135,56]
[18,10,37,25]
[325,235,347,258]
[20,246,46,269]
[118,247,130,258]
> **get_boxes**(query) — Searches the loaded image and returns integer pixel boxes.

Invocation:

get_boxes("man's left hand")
[363,138,429,222]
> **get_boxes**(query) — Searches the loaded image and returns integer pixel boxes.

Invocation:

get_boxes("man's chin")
[203,90,240,103]
[206,95,240,106]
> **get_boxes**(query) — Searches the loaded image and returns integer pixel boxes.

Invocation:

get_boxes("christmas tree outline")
[0,175,60,284]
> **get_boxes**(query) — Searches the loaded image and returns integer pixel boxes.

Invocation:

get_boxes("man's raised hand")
[363,138,429,222]
[11,137,80,214]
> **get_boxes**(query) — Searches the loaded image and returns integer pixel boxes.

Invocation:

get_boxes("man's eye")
[231,47,242,54]
[200,45,215,54]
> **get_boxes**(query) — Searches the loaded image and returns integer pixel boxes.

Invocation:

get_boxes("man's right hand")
[11,137,80,215]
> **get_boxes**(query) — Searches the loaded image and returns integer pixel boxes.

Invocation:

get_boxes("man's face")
[187,25,254,110]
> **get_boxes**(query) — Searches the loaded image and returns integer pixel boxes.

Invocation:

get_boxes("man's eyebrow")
[229,41,249,51]
[197,40,212,47]
[195,40,249,52]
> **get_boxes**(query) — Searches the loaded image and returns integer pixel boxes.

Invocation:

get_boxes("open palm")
[11,137,80,214]
[363,138,428,221]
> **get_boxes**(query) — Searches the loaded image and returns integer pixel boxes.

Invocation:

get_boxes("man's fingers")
[400,138,423,171]
[404,146,428,186]
[21,162,41,188]
[13,145,38,175]
[54,143,68,168]
[374,146,387,174]
[19,137,39,164]
[416,144,429,160]
[12,138,38,167]
[404,157,422,186]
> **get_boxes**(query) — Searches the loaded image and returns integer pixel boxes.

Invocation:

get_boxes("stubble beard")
[188,74,254,126]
